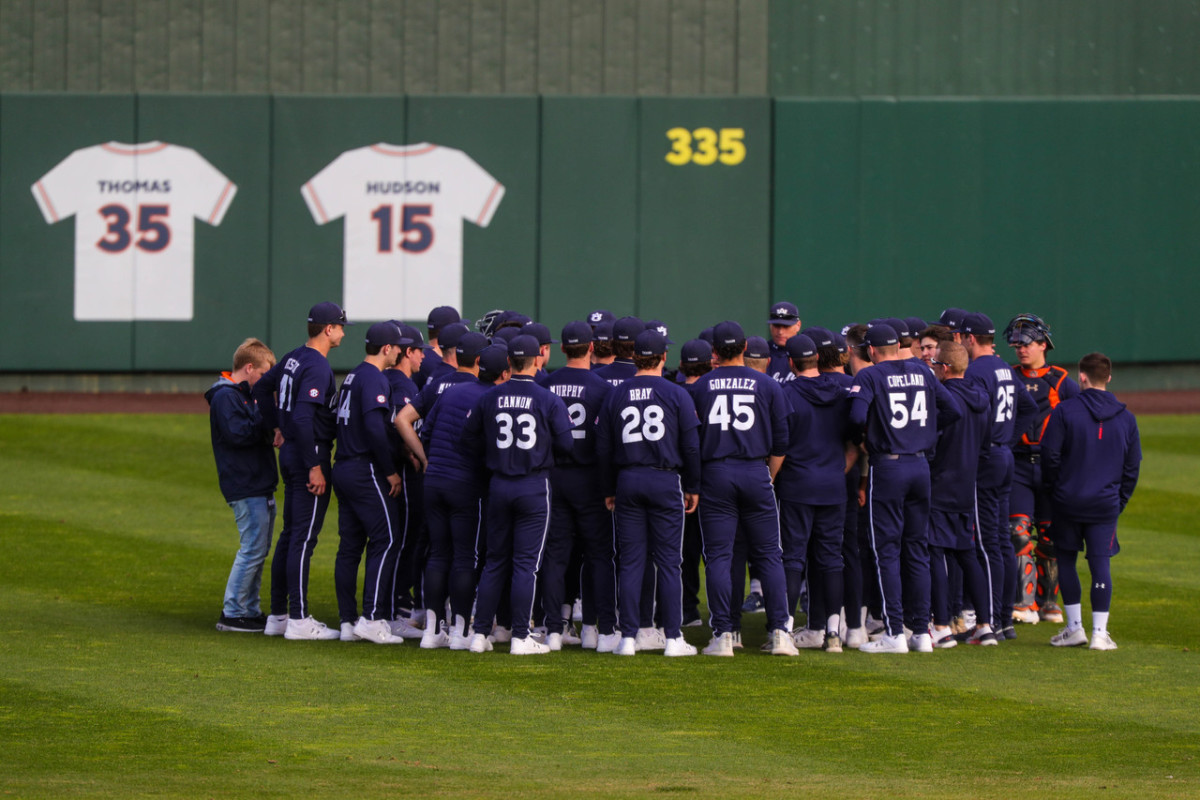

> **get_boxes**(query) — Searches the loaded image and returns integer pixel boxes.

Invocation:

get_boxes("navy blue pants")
[614,467,686,639]
[865,455,931,636]
[331,459,403,622]
[780,499,845,628]
[681,511,703,623]
[699,459,789,634]
[391,466,426,618]
[272,444,332,620]
[976,447,1015,628]
[472,474,551,639]
[423,476,483,627]
[545,466,615,635]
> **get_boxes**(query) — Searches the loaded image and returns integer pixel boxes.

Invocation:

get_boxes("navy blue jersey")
[385,369,420,466]
[930,378,991,511]
[423,378,491,487]
[849,359,961,456]
[334,362,394,476]
[692,365,790,461]
[594,359,637,388]
[414,345,444,389]
[1041,390,1141,522]
[412,370,477,419]
[541,366,613,466]
[464,375,574,477]
[965,353,1038,447]
[595,375,702,493]
[254,344,337,468]
[777,374,851,502]
[767,342,793,383]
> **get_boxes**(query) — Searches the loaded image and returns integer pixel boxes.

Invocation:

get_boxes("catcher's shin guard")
[1010,515,1037,612]
[1034,521,1059,612]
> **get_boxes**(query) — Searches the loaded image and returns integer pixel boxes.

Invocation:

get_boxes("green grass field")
[2,412,1198,798]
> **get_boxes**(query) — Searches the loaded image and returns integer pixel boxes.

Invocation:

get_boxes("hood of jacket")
[790,373,848,407]
[944,377,990,414]
[204,373,242,406]
[1076,388,1127,423]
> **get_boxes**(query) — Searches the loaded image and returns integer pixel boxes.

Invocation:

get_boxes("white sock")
[1065,603,1083,631]
[749,578,763,595]
[827,614,840,636]
[1092,611,1109,634]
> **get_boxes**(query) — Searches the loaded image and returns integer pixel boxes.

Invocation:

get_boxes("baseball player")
[691,321,797,657]
[927,341,997,646]
[590,320,616,369]
[1004,313,1080,625]
[849,323,961,653]
[677,338,715,626]
[331,322,409,644]
[1043,353,1140,650]
[415,306,460,389]
[253,302,347,640]
[540,322,617,651]
[962,313,1038,639]
[766,301,802,382]
[595,329,701,657]
[594,317,643,386]
[464,335,574,655]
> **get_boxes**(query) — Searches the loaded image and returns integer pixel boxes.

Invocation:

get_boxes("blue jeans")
[224,496,276,617]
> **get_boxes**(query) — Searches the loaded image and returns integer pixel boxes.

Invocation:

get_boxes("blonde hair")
[233,338,275,371]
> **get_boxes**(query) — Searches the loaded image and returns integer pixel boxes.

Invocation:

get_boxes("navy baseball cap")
[508,334,542,358]
[865,324,899,347]
[713,320,746,347]
[831,332,848,354]
[493,326,521,345]
[699,327,715,345]
[592,320,614,342]
[938,307,968,330]
[561,321,593,345]
[801,326,834,348]
[308,301,350,326]
[501,311,532,328]
[644,320,674,344]
[680,339,712,364]
[522,322,557,345]
[962,312,995,336]
[478,344,510,376]
[456,331,489,360]
[613,316,645,342]
[438,322,470,349]
[365,321,405,347]
[769,301,800,325]
[397,323,425,347]
[634,329,669,356]
[880,317,911,338]
[786,333,817,361]
[745,336,771,359]
[587,309,615,326]
[427,305,460,330]
[905,317,928,337]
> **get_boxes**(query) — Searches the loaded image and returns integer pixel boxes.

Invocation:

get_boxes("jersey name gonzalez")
[33,141,236,321]
[302,143,505,320]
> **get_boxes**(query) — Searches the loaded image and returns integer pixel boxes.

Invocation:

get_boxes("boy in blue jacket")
[1041,352,1141,650]
[206,338,279,632]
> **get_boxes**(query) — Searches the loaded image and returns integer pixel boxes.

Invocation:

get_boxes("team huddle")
[205,300,1141,656]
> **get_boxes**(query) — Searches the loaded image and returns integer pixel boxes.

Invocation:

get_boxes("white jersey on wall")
[32,141,237,321]
[301,143,504,321]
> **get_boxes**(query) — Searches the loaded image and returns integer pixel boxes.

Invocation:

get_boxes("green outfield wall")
[1,94,1196,372]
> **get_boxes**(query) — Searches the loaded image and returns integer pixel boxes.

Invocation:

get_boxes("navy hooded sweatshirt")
[1041,389,1141,522]
[777,373,852,504]
[206,375,279,502]
[931,377,991,511]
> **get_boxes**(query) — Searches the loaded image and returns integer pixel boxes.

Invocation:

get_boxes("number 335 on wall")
[665,127,746,166]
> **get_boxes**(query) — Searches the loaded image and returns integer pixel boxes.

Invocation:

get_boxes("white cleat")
[580,624,599,649]
[468,632,493,653]
[1050,626,1088,647]
[793,628,824,649]
[510,635,551,655]
[843,627,868,649]
[355,617,405,644]
[860,632,909,654]
[448,615,472,651]
[264,614,288,636]
[634,627,667,651]
[390,615,425,639]
[908,632,934,653]
[547,632,564,651]
[664,636,697,657]
[595,632,622,653]
[561,625,582,646]
[340,621,361,642]
[769,628,799,656]
[283,616,340,641]
[572,598,583,622]
[702,632,735,657]
[1012,606,1040,625]
[420,620,451,649]
[488,625,512,644]
[931,628,958,649]
[615,637,637,656]
[1089,631,1118,651]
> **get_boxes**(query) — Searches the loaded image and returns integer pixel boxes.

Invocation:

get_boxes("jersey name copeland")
[302,143,505,321]
[33,142,236,321]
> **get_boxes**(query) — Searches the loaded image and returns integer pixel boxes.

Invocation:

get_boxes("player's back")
[966,353,1024,446]
[542,366,612,466]
[931,378,991,510]
[851,359,940,456]
[692,365,788,461]
[425,379,490,486]
[472,376,572,476]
